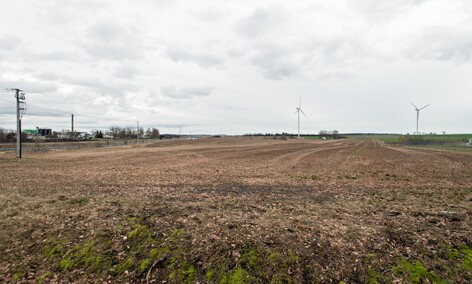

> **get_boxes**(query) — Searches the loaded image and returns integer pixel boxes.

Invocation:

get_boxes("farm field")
[0,137,471,283]
[372,134,472,145]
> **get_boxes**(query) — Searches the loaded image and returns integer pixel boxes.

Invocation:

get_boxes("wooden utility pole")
[15,89,22,158]
[71,114,74,139]
[9,88,26,158]
[4,88,27,158]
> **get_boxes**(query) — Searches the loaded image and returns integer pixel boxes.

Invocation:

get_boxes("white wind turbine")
[295,96,306,138]
[411,102,430,134]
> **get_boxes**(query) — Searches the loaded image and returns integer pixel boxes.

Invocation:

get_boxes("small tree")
[151,128,160,139]
[332,130,339,139]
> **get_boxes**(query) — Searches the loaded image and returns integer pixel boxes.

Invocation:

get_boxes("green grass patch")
[200,246,301,283]
[310,175,320,180]
[44,239,63,259]
[170,228,185,239]
[12,268,27,281]
[459,245,472,271]
[394,258,446,284]
[410,144,472,152]
[367,268,380,284]
[38,272,52,284]
[169,260,197,284]
[68,196,90,205]
[60,239,105,272]
[115,257,136,274]
[366,245,472,284]
[302,135,324,140]
[400,134,472,145]
[221,267,252,284]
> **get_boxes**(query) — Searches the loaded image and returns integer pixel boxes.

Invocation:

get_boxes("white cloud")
[0,0,471,134]
[0,77,58,94]
[161,86,213,99]
[82,19,145,61]
[165,46,224,68]
[0,35,22,54]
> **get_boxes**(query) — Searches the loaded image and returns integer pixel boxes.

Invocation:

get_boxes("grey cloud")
[245,30,371,80]
[165,46,224,68]
[22,108,69,118]
[0,78,58,94]
[317,37,369,64]
[82,20,143,61]
[0,35,22,53]
[317,71,354,81]
[407,26,472,62]
[35,72,139,96]
[249,44,301,80]
[351,0,427,24]
[193,8,225,22]
[0,102,16,116]
[236,7,289,38]
[39,0,111,28]
[113,65,141,79]
[0,37,84,63]
[67,76,139,96]
[31,50,84,62]
[249,42,360,80]
[88,21,127,41]
[83,41,143,61]
[235,6,370,80]
[161,86,212,99]
[253,58,300,80]
[35,72,62,81]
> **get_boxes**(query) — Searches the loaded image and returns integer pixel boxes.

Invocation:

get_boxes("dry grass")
[0,137,471,283]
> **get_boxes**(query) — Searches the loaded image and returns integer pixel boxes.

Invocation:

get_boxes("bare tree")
[151,128,160,139]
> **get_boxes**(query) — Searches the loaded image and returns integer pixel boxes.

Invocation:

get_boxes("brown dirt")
[0,137,471,283]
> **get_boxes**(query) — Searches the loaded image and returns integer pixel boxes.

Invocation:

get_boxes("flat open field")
[1,137,471,283]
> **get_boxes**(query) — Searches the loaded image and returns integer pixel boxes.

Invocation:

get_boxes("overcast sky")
[1,0,471,135]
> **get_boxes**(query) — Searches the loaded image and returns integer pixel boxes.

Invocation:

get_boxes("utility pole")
[7,88,26,158]
[71,114,74,139]
[136,121,139,144]
[179,125,181,139]
[16,89,22,158]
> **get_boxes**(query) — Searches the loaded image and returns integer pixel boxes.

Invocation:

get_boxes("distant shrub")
[400,136,453,146]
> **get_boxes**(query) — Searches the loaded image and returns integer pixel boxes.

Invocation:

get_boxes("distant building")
[23,129,37,140]
[37,128,52,137]
[77,132,92,139]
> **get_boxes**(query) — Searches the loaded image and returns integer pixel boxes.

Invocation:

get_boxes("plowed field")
[1,137,471,283]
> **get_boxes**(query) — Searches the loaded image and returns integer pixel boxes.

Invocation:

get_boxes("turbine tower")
[411,102,430,134]
[295,96,306,138]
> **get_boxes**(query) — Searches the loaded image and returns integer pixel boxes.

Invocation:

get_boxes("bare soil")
[0,137,471,283]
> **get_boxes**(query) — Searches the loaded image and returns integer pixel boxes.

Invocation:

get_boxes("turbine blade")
[419,104,430,110]
[299,95,302,108]
[410,102,418,109]
[294,109,299,115]
[300,109,306,117]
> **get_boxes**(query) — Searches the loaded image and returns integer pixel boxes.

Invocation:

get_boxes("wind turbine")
[411,102,430,134]
[295,96,306,138]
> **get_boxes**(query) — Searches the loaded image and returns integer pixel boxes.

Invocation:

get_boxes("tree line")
[0,127,161,142]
